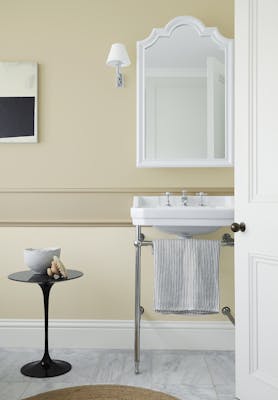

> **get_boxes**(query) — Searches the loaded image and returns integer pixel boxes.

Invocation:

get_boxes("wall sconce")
[106,43,131,88]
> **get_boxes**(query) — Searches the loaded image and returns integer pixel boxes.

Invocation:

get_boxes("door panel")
[249,254,278,387]
[251,0,278,201]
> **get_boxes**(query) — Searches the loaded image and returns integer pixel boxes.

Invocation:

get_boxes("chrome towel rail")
[221,233,234,246]
[222,306,235,326]
[135,233,234,248]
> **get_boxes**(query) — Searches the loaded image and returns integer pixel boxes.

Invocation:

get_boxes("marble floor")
[0,348,235,400]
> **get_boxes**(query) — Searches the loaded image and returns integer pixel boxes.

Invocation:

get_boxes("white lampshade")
[106,43,131,67]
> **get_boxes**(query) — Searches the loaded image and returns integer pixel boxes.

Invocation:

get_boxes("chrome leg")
[134,225,143,374]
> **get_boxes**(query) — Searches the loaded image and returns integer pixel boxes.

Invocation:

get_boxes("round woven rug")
[23,384,179,400]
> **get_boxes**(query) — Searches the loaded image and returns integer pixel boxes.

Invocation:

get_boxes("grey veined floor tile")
[151,350,213,386]
[0,348,235,400]
[0,382,29,400]
[20,382,75,399]
[93,350,152,386]
[203,351,235,386]
[150,384,218,400]
[0,348,42,382]
[214,383,235,396]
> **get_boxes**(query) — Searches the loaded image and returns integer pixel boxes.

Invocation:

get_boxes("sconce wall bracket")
[116,66,124,88]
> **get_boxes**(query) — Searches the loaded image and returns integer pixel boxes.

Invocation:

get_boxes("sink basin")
[130,195,234,237]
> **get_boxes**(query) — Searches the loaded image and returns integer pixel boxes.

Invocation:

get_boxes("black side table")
[8,269,83,378]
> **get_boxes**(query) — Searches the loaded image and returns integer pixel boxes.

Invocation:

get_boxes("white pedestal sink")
[130,195,234,237]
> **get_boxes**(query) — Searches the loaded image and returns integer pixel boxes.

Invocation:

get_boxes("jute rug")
[23,384,179,400]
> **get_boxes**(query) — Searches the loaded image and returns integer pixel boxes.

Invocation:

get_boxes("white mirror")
[137,16,233,167]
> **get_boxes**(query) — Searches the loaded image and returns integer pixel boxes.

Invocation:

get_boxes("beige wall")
[0,0,234,320]
[1,227,234,321]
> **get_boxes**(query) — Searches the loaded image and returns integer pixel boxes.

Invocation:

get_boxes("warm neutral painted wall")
[0,0,234,320]
[0,0,234,194]
[1,227,234,321]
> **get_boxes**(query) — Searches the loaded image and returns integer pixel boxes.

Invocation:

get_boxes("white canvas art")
[0,62,38,143]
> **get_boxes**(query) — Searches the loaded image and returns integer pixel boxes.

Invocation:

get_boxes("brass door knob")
[231,222,246,232]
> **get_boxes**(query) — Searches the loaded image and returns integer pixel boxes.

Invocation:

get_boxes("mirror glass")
[137,17,233,167]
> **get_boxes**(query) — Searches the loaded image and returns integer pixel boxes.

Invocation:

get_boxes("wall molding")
[0,221,133,227]
[0,319,235,350]
[0,187,234,194]
[0,187,234,226]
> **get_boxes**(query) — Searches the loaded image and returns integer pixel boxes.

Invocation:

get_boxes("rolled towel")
[153,238,220,314]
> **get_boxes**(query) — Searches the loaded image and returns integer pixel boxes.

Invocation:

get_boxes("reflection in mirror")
[137,17,233,167]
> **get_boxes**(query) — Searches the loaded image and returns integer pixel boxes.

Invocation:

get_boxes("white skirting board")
[0,319,235,350]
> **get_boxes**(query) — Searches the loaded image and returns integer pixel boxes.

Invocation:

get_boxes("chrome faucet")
[181,190,188,206]
[196,192,207,206]
[165,192,172,207]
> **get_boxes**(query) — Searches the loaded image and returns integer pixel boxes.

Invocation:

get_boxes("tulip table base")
[21,359,71,378]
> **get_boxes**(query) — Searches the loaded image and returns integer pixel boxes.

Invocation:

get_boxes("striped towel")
[153,238,220,314]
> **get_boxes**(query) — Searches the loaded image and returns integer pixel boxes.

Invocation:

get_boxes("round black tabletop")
[8,269,83,284]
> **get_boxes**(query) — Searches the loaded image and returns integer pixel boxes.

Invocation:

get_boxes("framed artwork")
[0,62,38,143]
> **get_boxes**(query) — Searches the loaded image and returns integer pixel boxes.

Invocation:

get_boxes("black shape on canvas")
[0,96,35,138]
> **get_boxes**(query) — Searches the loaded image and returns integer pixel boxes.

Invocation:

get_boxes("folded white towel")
[153,238,220,314]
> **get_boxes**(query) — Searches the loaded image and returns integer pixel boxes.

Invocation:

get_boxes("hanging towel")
[153,238,221,314]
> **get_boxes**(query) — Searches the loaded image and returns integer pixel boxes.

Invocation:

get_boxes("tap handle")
[195,192,207,206]
[181,190,188,206]
[165,192,171,207]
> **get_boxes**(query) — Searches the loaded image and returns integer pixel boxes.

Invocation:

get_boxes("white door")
[235,0,278,398]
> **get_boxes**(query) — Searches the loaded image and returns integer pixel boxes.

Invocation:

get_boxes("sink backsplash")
[135,195,234,208]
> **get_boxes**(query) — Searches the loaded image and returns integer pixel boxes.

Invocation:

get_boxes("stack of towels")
[153,238,221,314]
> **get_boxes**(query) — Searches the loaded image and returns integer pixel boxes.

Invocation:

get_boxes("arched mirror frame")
[137,16,234,168]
